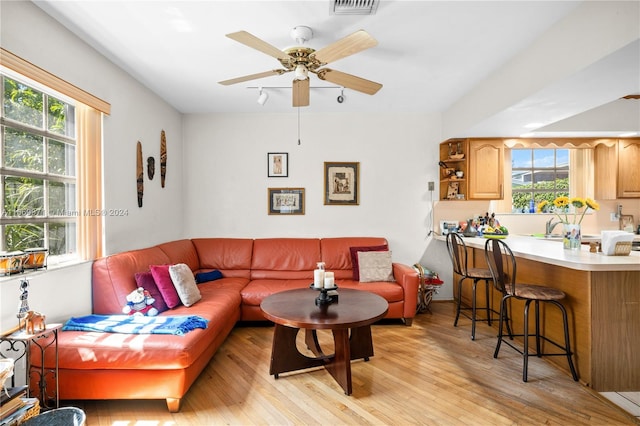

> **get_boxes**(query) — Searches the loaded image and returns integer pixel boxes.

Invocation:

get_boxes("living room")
[1,1,639,424]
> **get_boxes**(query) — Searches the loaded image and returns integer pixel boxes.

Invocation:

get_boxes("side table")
[0,324,62,410]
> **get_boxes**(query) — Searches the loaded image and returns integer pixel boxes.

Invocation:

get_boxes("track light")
[257,88,268,105]
[294,64,308,81]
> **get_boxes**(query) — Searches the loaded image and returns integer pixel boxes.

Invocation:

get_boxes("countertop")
[436,234,640,272]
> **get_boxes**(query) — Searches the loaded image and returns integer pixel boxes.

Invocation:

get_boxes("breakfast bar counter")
[438,234,639,392]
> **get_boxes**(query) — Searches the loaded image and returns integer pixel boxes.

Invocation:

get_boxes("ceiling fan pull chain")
[297,107,301,145]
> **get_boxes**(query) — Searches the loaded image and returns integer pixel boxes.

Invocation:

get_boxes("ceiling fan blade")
[316,69,382,95]
[226,31,289,60]
[292,79,310,107]
[312,30,378,65]
[218,69,287,85]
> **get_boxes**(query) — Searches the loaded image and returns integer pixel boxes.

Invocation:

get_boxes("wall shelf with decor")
[439,139,467,200]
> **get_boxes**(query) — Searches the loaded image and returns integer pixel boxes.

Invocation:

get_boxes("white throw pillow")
[169,263,202,307]
[358,251,395,282]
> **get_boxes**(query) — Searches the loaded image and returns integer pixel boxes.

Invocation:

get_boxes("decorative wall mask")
[160,130,167,188]
[137,141,144,207]
[147,156,155,180]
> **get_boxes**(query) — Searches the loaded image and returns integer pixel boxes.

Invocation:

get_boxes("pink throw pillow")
[349,245,389,281]
[150,265,182,309]
[134,271,169,313]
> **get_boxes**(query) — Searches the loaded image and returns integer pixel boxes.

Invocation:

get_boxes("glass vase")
[563,223,581,250]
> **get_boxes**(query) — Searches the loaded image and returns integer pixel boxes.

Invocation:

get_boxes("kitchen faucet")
[546,218,562,235]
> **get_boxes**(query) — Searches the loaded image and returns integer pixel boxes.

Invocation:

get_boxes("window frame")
[510,148,570,213]
[0,73,79,261]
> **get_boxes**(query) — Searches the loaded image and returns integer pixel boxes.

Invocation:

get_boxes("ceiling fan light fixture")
[257,88,269,105]
[294,64,309,81]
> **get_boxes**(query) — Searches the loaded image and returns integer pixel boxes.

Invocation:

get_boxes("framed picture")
[267,152,288,177]
[324,162,359,205]
[268,188,305,215]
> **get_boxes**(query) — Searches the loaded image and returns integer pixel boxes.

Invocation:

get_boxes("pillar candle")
[324,271,335,288]
[314,269,325,288]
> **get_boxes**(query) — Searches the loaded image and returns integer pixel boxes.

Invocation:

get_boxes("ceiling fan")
[218,26,383,107]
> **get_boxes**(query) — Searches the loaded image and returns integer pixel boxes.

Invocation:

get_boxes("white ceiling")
[33,0,639,136]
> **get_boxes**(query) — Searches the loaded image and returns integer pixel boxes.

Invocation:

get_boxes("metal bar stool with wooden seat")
[484,238,579,382]
[446,232,496,340]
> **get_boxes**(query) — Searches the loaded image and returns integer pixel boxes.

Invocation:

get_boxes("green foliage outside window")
[512,178,569,211]
[1,75,76,255]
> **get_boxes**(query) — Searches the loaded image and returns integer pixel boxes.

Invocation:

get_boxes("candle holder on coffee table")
[309,284,338,306]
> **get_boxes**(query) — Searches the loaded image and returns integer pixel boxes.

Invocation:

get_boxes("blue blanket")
[62,314,208,336]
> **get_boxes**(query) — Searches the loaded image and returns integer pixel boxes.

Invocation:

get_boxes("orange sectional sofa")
[32,237,419,412]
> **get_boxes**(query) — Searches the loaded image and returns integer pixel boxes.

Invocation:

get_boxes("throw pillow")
[169,263,202,307]
[195,269,223,284]
[358,251,395,283]
[134,271,169,313]
[150,264,182,309]
[349,244,389,280]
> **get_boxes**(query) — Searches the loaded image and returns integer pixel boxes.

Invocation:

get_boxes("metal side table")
[0,324,62,410]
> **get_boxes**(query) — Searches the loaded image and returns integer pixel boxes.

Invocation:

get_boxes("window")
[511,148,569,213]
[0,74,77,258]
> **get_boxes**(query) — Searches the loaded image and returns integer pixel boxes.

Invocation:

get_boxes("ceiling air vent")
[331,0,378,15]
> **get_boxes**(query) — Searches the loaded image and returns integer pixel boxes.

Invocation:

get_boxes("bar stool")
[446,232,497,340]
[484,238,579,382]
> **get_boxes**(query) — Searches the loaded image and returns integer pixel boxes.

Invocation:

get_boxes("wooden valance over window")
[503,138,618,149]
[0,48,111,115]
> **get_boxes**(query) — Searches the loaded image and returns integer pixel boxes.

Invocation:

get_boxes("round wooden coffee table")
[260,288,388,395]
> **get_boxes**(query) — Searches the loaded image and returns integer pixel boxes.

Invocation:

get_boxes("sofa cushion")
[333,280,404,303]
[92,246,172,314]
[192,238,253,279]
[358,251,395,282]
[320,237,388,279]
[134,271,169,313]
[250,238,320,280]
[169,263,201,307]
[150,265,182,309]
[195,269,223,283]
[156,239,200,272]
[241,279,311,307]
[349,244,389,280]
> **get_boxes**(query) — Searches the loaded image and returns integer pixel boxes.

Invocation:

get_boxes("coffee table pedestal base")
[269,324,374,395]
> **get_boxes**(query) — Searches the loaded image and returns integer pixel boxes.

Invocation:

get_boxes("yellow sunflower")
[536,200,549,213]
[552,195,600,224]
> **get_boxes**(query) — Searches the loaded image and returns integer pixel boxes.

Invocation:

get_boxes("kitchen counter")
[440,234,639,271]
[439,233,639,392]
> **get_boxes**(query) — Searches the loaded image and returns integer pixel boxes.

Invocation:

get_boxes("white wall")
[183,112,443,269]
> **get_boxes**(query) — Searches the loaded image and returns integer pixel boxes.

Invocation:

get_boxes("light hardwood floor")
[70,301,638,425]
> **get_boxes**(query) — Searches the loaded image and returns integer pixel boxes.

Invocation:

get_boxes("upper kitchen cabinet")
[617,139,640,198]
[439,139,468,200]
[595,138,640,199]
[468,139,504,200]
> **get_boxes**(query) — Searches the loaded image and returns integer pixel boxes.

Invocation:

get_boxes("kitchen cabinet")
[617,138,640,198]
[594,141,618,200]
[468,139,503,200]
[595,138,640,199]
[439,139,467,200]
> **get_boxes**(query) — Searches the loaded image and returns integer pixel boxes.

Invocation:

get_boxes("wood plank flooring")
[69,301,638,425]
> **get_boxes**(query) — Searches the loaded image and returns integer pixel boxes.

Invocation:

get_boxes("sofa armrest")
[393,262,419,321]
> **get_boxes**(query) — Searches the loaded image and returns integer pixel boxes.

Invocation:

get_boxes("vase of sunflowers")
[538,196,600,250]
